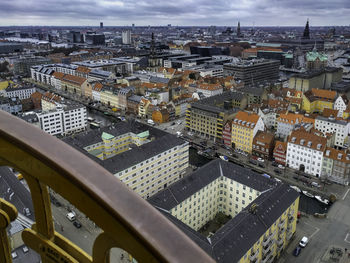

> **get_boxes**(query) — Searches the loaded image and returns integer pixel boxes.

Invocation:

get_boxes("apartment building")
[36,103,87,136]
[315,116,350,148]
[195,83,223,98]
[5,86,36,100]
[231,111,265,153]
[276,113,314,140]
[302,88,337,114]
[149,159,300,263]
[64,122,189,199]
[286,130,327,177]
[186,91,247,142]
[334,95,349,118]
[322,148,350,185]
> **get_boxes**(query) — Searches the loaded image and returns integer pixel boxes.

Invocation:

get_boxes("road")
[278,185,350,263]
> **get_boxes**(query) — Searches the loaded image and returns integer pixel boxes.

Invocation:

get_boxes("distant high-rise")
[237,21,241,37]
[303,19,310,39]
[100,22,103,29]
[122,30,131,45]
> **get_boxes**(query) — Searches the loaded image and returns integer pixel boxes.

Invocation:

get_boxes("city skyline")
[0,0,350,27]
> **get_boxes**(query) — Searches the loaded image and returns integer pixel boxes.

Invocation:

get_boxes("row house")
[315,116,350,148]
[231,111,265,153]
[322,148,350,185]
[100,86,119,108]
[286,129,327,177]
[127,95,142,115]
[152,108,169,123]
[252,131,275,160]
[92,82,103,102]
[333,95,349,118]
[118,87,135,110]
[276,112,314,140]
[61,74,88,96]
[273,141,287,166]
[222,121,232,147]
[195,83,223,98]
[138,98,152,118]
[302,88,337,114]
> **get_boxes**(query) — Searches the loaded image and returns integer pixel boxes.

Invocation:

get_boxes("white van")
[147,119,155,125]
[66,212,76,221]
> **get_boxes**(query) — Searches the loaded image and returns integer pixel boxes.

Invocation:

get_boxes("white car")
[278,164,285,169]
[257,158,264,162]
[299,236,309,247]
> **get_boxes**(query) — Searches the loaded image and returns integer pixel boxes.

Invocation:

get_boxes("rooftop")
[149,159,299,263]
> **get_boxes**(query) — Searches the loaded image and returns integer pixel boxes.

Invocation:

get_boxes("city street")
[278,186,350,263]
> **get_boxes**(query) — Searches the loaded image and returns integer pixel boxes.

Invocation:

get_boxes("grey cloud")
[0,0,349,25]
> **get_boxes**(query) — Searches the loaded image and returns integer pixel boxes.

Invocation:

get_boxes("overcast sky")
[1,0,349,27]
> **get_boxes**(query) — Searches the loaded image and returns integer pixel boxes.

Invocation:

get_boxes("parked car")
[272,161,279,167]
[311,182,321,188]
[258,162,265,168]
[299,236,309,247]
[249,159,257,165]
[293,246,302,256]
[73,221,82,229]
[278,164,285,169]
[257,158,264,162]
[274,169,282,174]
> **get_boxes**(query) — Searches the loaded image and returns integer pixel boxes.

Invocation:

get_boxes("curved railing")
[0,111,214,263]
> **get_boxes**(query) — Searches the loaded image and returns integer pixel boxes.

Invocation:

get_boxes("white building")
[334,95,348,118]
[315,116,350,148]
[196,84,223,98]
[258,108,277,129]
[286,130,327,177]
[36,103,87,136]
[5,86,36,100]
[122,30,131,45]
[64,123,189,199]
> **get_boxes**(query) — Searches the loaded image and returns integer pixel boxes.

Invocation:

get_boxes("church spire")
[303,19,310,39]
[237,21,241,37]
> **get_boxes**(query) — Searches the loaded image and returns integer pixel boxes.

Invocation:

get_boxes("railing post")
[0,199,18,263]
[24,175,54,239]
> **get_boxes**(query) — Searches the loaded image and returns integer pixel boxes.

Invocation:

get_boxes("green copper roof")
[137,130,149,138]
[306,51,328,62]
[102,132,115,140]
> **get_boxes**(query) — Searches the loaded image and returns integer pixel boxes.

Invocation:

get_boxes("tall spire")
[150,32,155,57]
[303,19,310,39]
[237,21,241,37]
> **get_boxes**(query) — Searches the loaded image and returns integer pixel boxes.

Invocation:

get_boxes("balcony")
[288,215,294,222]
[276,237,284,246]
[262,250,273,263]
[0,111,215,263]
[278,219,285,228]
[262,242,273,254]
[262,235,272,247]
[286,231,293,240]
[249,249,259,261]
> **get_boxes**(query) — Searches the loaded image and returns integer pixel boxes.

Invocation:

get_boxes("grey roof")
[128,95,143,103]
[239,86,265,96]
[149,76,169,84]
[90,69,112,78]
[316,115,348,125]
[102,134,186,174]
[191,91,244,114]
[63,121,185,174]
[119,86,135,95]
[148,159,299,263]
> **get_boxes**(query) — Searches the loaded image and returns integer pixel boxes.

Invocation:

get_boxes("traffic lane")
[0,166,35,220]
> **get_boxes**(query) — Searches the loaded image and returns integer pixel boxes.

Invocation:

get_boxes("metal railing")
[0,111,215,263]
